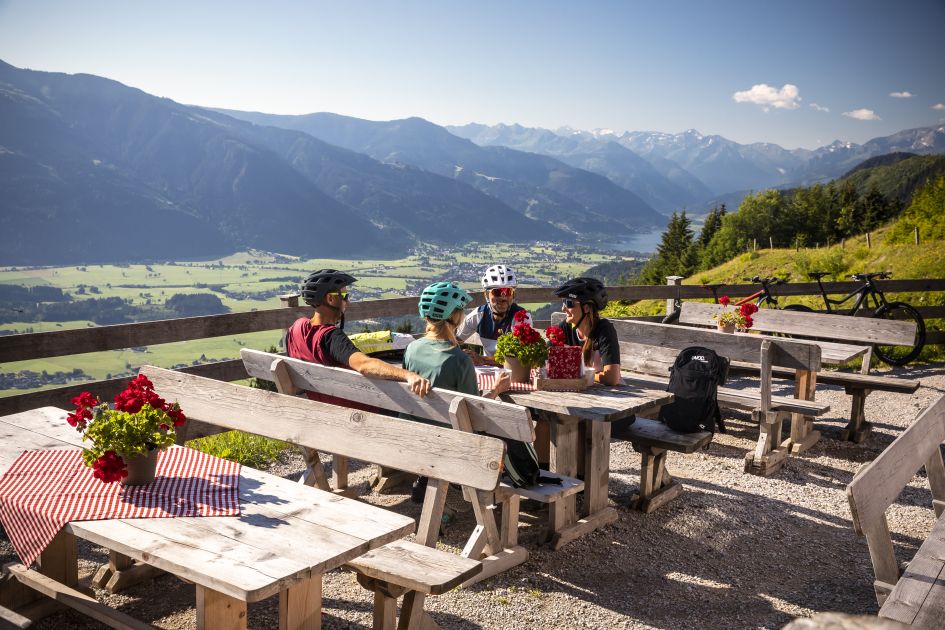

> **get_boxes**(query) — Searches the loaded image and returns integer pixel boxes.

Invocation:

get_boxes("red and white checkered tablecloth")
[0,447,241,567]
[477,371,536,392]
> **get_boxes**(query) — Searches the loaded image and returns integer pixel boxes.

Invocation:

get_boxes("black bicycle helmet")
[300,269,357,307]
[554,277,608,310]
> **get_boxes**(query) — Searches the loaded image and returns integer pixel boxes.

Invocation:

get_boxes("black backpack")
[658,347,729,434]
[500,439,562,488]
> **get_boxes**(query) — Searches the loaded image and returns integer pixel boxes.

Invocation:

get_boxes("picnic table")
[477,374,673,548]
[0,406,415,630]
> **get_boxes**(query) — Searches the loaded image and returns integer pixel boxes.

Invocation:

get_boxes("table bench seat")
[879,511,945,626]
[496,471,584,503]
[348,540,482,595]
[615,417,712,512]
[729,360,920,442]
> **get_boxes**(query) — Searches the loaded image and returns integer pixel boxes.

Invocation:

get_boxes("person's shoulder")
[597,318,617,333]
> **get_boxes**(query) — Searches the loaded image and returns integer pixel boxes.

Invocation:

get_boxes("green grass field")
[1,243,636,396]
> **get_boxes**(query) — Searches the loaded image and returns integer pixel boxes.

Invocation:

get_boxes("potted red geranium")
[494,311,548,382]
[713,296,759,332]
[67,374,186,485]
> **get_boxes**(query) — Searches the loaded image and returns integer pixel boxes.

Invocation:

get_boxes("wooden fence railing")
[1,279,942,415]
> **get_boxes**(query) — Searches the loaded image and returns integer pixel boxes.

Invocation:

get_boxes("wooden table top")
[502,382,673,422]
[0,407,415,602]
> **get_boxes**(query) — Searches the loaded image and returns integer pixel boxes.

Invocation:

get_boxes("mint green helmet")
[418,282,472,320]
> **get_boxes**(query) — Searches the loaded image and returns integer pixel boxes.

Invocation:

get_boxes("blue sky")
[0,0,942,149]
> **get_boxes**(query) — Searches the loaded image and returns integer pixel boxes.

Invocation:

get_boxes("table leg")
[583,421,611,516]
[548,416,578,544]
[790,369,820,454]
[197,584,249,630]
[280,574,323,630]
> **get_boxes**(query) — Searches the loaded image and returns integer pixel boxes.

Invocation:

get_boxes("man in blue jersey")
[457,264,533,365]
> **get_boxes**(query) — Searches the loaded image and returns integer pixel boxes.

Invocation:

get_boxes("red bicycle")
[662,276,809,324]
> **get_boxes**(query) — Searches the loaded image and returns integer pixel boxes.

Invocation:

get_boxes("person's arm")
[595,319,622,386]
[348,352,431,396]
[455,309,478,343]
[326,329,431,396]
[482,371,511,398]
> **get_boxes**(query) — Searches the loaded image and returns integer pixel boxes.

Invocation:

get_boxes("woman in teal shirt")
[403,281,510,501]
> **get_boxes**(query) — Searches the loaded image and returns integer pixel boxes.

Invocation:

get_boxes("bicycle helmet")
[418,282,472,321]
[554,277,608,310]
[481,264,517,289]
[300,269,357,307]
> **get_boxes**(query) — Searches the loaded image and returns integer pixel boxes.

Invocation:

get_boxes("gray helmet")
[300,269,356,307]
[554,277,608,310]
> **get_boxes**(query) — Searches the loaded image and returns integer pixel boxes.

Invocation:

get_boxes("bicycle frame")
[734,288,777,308]
[811,279,889,315]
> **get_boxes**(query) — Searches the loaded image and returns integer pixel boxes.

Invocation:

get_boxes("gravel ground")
[3,362,943,629]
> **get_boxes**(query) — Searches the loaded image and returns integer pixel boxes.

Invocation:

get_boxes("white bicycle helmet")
[481,264,517,289]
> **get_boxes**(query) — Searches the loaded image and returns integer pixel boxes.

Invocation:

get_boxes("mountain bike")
[806,271,925,366]
[661,276,806,324]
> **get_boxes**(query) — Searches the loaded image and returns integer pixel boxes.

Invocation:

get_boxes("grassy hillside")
[604,220,945,361]
[840,154,945,203]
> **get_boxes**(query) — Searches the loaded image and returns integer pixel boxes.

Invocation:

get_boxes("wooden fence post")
[280,293,300,308]
[769,237,774,250]
[866,232,872,248]
[841,239,845,248]
[665,276,683,316]
[915,227,920,246]
[753,238,757,251]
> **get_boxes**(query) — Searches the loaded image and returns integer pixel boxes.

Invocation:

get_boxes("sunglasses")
[563,299,579,308]
[329,291,350,301]
[489,287,514,298]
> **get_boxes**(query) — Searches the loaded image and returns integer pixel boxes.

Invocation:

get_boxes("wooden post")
[841,238,845,248]
[279,293,300,308]
[753,238,757,251]
[769,236,774,249]
[915,226,920,245]
[665,276,683,316]
[866,232,871,248]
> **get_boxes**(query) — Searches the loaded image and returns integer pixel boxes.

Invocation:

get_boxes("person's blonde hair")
[424,309,463,346]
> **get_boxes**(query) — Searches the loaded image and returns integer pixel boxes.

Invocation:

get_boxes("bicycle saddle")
[807,271,830,279]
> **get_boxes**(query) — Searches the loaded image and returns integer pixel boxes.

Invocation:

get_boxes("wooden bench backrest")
[239,348,535,442]
[679,302,917,346]
[610,319,822,372]
[846,395,945,594]
[140,365,505,492]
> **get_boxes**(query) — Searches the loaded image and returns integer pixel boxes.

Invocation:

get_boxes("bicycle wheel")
[872,302,925,366]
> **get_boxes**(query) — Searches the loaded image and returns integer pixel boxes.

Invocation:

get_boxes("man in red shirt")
[285,269,431,405]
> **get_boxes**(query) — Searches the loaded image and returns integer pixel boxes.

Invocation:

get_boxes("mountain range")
[1,59,943,265]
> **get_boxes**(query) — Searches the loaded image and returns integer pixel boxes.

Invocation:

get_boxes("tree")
[639,212,698,284]
[698,204,726,249]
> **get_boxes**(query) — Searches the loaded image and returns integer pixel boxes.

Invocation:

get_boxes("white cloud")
[889,91,913,98]
[733,83,801,111]
[843,108,881,121]
[810,102,830,113]
[933,103,945,110]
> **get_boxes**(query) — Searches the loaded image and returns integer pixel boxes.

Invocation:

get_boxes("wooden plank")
[848,395,945,530]
[621,418,711,453]
[503,386,671,423]
[680,301,917,347]
[880,515,945,624]
[142,366,505,491]
[241,349,535,442]
[347,540,482,595]
[548,419,579,541]
[584,421,611,516]
[728,361,920,393]
[0,360,248,418]
[495,472,583,503]
[4,563,155,630]
[610,318,821,371]
[550,508,619,550]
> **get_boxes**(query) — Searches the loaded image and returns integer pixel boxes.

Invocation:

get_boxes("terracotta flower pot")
[717,322,736,334]
[503,357,531,383]
[121,448,161,486]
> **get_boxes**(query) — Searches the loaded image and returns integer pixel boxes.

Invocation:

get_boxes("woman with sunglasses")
[285,269,431,406]
[554,277,621,386]
[404,281,511,502]
[457,264,532,364]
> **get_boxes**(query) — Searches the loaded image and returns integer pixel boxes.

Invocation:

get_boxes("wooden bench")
[140,365,503,630]
[610,318,824,477]
[240,349,583,541]
[613,417,711,512]
[846,395,945,624]
[679,302,920,443]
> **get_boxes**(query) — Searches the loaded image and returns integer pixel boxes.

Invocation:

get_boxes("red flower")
[719,296,731,306]
[546,326,565,347]
[71,392,99,409]
[513,310,528,323]
[92,451,127,484]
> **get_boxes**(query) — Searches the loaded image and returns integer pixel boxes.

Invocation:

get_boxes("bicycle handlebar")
[849,271,892,281]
